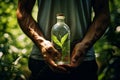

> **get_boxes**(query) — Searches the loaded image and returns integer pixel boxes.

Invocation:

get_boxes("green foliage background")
[0,0,33,80]
[0,0,120,80]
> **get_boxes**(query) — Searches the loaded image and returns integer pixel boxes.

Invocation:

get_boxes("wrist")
[35,36,46,47]
[37,36,45,42]
[80,40,93,51]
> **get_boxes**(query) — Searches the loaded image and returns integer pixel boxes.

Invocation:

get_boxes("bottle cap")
[56,13,65,19]
[57,13,64,16]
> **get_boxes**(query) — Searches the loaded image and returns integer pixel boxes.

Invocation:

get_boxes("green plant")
[52,33,70,60]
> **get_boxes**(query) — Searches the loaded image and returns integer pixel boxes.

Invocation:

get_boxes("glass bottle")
[51,13,70,65]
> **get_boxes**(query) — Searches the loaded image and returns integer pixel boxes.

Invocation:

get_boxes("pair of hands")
[40,39,86,73]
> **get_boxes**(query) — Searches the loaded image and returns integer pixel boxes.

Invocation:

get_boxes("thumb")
[71,53,80,64]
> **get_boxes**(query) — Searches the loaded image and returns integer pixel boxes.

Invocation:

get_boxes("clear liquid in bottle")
[51,13,70,65]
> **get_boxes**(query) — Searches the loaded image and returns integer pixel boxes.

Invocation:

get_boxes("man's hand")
[40,40,69,73]
[61,42,86,71]
[70,42,86,68]
[40,40,61,60]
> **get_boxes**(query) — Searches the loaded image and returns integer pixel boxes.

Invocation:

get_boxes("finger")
[71,49,83,63]
[59,64,72,71]
[44,54,57,66]
[72,55,80,63]
[56,65,70,74]
[49,47,61,59]
[46,57,69,73]
[42,48,68,73]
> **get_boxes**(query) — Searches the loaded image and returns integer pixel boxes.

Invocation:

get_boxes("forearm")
[81,12,110,50]
[17,11,45,46]
[16,0,45,48]
[79,0,110,51]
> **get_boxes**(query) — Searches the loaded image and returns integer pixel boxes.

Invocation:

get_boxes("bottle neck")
[57,19,65,23]
[56,16,65,23]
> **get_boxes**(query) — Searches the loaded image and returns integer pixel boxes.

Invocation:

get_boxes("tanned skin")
[16,0,110,73]
[16,0,67,73]
[70,0,110,68]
